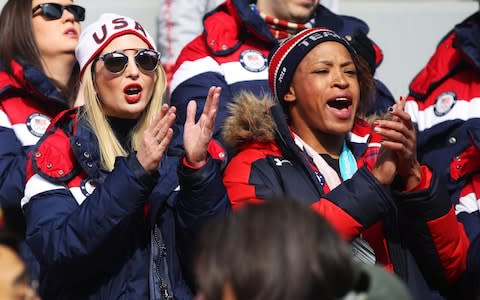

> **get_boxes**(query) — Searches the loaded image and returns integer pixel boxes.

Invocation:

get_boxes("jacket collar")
[72,116,104,180]
[0,58,68,109]
[455,12,480,69]
[204,1,362,55]
[202,0,274,55]
[270,104,371,161]
[270,105,373,195]
[409,12,480,99]
[48,108,103,181]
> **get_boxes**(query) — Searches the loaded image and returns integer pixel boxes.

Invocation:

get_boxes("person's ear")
[283,85,296,103]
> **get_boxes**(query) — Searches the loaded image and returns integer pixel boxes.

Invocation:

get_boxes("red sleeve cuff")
[405,165,432,192]
[182,157,207,170]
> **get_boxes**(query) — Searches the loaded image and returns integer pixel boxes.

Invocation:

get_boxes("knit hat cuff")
[268,28,357,104]
[75,13,156,78]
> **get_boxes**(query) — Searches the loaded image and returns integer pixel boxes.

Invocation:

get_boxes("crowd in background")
[1,0,480,299]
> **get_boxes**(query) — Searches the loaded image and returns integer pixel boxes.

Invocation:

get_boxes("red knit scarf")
[258,10,314,40]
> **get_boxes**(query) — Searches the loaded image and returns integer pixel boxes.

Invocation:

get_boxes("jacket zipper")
[153,225,174,299]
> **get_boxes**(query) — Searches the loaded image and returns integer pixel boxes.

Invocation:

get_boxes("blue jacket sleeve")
[322,166,394,231]
[147,153,230,292]
[0,125,28,211]
[176,156,230,232]
[0,124,30,237]
[23,154,155,278]
[450,175,480,298]
[175,155,230,289]
[394,167,468,289]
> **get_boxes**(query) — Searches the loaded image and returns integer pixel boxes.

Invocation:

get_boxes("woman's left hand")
[183,86,221,169]
[373,98,422,190]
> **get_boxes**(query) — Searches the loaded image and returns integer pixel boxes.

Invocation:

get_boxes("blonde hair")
[80,60,167,171]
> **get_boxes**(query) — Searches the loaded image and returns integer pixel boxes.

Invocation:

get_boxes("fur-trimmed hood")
[222,91,278,152]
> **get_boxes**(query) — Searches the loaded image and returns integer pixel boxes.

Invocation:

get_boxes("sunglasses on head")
[96,49,161,74]
[32,3,86,22]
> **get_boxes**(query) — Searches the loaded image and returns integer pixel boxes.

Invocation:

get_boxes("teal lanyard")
[339,140,357,181]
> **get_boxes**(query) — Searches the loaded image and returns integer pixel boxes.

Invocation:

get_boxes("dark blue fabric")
[448,126,480,299]
[24,113,229,299]
[265,104,451,299]
[0,58,69,282]
[455,13,480,70]
[370,79,396,116]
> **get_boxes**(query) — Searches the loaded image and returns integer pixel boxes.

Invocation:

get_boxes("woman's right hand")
[183,86,221,169]
[370,98,421,188]
[136,104,176,173]
[371,143,397,186]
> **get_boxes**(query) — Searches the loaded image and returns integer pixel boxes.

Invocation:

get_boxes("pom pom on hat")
[75,13,156,78]
[268,28,357,107]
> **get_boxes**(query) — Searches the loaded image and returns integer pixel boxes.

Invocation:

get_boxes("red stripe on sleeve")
[427,208,469,282]
[362,221,392,269]
[404,165,432,192]
[310,200,364,240]
[224,147,270,211]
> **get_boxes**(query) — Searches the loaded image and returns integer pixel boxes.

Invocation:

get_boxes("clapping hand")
[372,98,421,190]
[136,104,176,173]
[183,86,221,169]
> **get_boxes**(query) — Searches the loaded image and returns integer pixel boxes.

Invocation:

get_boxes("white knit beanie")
[75,13,156,78]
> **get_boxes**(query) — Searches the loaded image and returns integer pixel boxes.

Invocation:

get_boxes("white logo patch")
[274,158,292,166]
[26,113,50,137]
[239,49,267,72]
[434,92,456,117]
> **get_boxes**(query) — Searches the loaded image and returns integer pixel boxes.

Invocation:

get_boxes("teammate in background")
[157,0,341,86]
[0,0,84,281]
[404,1,480,178]
[169,0,394,158]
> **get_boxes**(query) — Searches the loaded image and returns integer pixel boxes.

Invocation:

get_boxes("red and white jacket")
[222,94,469,299]
[0,59,69,216]
[169,0,393,156]
[0,58,69,279]
[405,13,480,177]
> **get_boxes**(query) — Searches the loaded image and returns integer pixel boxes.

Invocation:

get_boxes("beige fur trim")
[222,91,276,152]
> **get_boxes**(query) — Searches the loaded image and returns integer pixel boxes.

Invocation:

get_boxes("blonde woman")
[22,13,229,299]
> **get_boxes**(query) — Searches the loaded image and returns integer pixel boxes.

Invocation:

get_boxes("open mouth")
[327,97,352,110]
[124,85,143,95]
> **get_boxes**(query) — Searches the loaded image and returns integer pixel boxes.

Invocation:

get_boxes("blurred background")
[1,0,477,98]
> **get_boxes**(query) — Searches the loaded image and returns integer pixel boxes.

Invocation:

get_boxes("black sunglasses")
[96,49,161,74]
[32,3,85,22]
